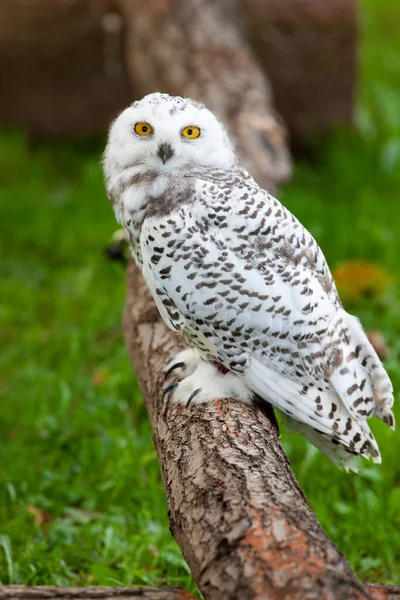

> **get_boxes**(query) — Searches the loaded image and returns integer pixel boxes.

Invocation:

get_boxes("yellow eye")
[134,122,153,136]
[182,126,201,139]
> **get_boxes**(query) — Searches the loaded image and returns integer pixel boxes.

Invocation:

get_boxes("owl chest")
[139,209,190,273]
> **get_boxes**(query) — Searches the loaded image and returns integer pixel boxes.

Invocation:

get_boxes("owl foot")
[163,358,253,407]
[164,348,201,381]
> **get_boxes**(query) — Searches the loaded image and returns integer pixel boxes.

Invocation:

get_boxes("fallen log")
[1,584,399,600]
[0,586,196,600]
[1,1,356,142]
[367,584,400,600]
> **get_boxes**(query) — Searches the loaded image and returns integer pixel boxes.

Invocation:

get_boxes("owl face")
[104,93,236,179]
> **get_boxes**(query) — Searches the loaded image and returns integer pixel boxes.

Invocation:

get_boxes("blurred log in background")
[0,0,356,144]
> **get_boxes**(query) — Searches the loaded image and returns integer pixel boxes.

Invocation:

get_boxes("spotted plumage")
[103,93,395,470]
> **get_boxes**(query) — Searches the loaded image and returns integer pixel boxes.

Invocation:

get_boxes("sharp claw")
[186,388,201,408]
[162,382,178,401]
[164,361,185,380]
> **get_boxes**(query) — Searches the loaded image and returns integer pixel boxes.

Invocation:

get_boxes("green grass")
[0,138,194,590]
[1,0,400,591]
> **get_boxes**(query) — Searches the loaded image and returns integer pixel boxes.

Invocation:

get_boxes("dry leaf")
[27,505,54,528]
[91,370,109,385]
[332,261,391,304]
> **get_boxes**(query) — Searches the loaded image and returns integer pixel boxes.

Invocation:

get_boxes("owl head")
[103,93,236,180]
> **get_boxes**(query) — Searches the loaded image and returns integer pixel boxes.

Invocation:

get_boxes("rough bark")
[117,0,291,191]
[0,587,196,600]
[1,586,399,600]
[123,259,377,600]
[367,585,400,600]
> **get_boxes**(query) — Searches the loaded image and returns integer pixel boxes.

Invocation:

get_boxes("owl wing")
[140,172,394,457]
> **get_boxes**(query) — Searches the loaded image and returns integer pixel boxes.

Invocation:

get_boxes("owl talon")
[162,382,178,401]
[164,349,201,380]
[164,361,185,380]
[186,388,201,408]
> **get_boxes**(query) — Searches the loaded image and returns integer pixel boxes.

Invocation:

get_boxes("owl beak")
[157,143,174,165]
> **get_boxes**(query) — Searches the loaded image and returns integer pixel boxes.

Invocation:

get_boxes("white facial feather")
[103,92,236,184]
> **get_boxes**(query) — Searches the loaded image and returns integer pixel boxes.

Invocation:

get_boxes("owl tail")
[285,415,362,472]
[246,357,381,467]
[341,312,395,429]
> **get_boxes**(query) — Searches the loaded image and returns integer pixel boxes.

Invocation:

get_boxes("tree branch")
[1,584,399,600]
[0,586,196,600]
[367,584,400,599]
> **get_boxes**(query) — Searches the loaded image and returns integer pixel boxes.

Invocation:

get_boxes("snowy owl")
[103,92,395,470]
